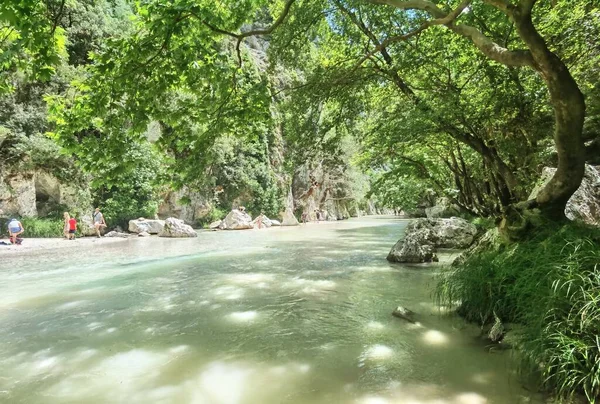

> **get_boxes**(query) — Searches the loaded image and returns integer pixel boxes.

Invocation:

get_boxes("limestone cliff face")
[0,170,92,217]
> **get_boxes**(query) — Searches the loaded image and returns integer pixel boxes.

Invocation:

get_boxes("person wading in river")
[93,208,107,238]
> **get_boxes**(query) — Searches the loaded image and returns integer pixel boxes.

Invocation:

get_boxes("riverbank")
[0,219,346,257]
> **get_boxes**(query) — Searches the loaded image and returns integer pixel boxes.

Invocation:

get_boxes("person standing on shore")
[8,218,24,244]
[93,208,106,238]
[68,216,77,240]
[63,212,70,239]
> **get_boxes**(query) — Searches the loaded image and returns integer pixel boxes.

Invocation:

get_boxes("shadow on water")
[0,217,541,404]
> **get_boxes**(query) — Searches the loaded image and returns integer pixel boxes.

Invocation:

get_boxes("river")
[0,216,540,403]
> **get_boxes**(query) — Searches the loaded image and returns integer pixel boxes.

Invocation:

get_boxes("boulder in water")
[158,217,197,238]
[387,237,438,263]
[387,218,477,263]
[128,218,165,234]
[392,306,416,323]
[138,231,150,237]
[219,209,253,230]
[270,219,282,226]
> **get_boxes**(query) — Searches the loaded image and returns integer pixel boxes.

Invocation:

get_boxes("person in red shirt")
[68,216,77,240]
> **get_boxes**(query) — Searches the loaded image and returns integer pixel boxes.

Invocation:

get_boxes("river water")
[0,216,540,404]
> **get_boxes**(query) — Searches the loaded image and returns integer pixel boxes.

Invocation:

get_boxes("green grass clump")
[0,217,64,238]
[435,223,600,402]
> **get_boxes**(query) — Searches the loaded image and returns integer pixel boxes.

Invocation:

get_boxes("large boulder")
[0,173,36,217]
[529,164,600,226]
[158,217,198,238]
[209,220,222,229]
[219,209,253,230]
[425,197,461,219]
[281,209,299,226]
[387,218,477,264]
[253,214,273,228]
[128,218,165,234]
[387,236,438,263]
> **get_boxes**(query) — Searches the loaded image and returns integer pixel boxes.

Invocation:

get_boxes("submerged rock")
[392,306,416,323]
[138,231,150,237]
[529,164,600,226]
[158,217,197,238]
[219,209,253,230]
[387,218,477,263]
[128,218,165,234]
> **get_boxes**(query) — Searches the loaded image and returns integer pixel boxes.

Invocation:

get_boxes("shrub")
[435,224,600,402]
[2,217,64,238]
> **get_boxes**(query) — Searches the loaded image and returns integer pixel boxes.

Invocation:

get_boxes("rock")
[138,231,150,237]
[253,214,273,228]
[128,218,165,234]
[387,237,439,263]
[0,173,36,217]
[209,220,222,229]
[104,231,129,238]
[282,209,299,226]
[158,187,212,224]
[529,164,600,226]
[270,219,282,226]
[158,217,198,238]
[219,209,253,230]
[79,213,98,237]
[453,228,500,267]
[425,197,461,219]
[387,218,477,263]
[392,306,416,323]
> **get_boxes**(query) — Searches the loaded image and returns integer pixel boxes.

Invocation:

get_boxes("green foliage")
[435,224,600,401]
[198,207,226,228]
[92,142,163,228]
[17,217,63,238]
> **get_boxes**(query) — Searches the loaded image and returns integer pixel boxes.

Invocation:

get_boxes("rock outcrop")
[281,209,299,226]
[158,217,198,238]
[425,197,461,219]
[219,209,254,230]
[387,218,477,263]
[529,164,600,226]
[128,218,165,234]
[158,187,212,224]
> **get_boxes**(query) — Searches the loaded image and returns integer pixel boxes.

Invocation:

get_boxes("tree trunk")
[512,2,586,219]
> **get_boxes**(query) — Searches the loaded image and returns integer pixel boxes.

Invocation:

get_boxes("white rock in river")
[138,231,150,237]
[128,218,165,234]
[270,219,281,226]
[158,217,197,238]
[219,209,253,230]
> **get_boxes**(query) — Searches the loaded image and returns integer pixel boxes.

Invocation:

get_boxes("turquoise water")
[0,217,540,403]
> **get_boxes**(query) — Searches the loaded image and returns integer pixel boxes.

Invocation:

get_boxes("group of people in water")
[2,207,107,246]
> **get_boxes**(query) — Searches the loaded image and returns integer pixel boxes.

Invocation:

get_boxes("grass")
[1,217,64,238]
[435,223,600,402]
